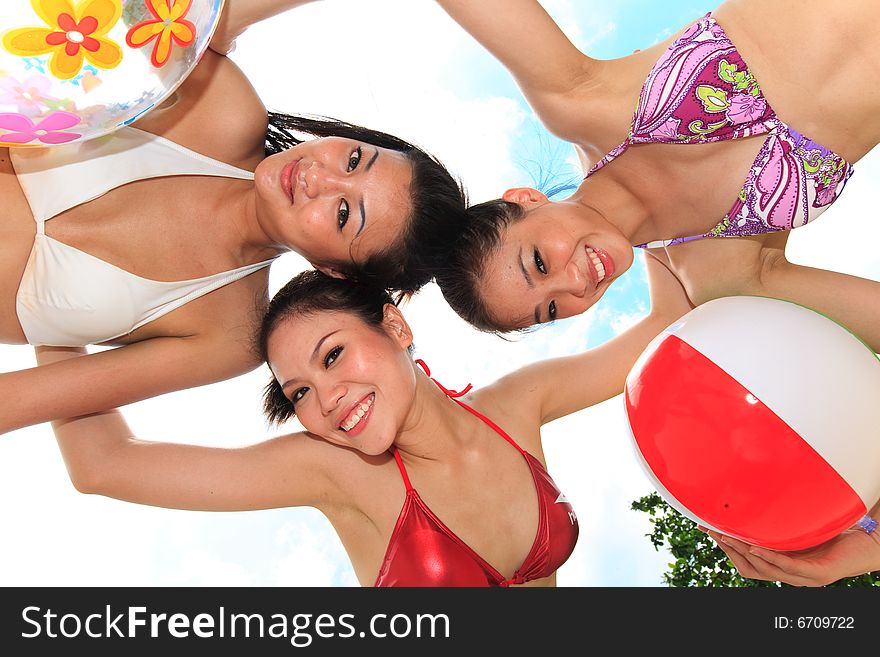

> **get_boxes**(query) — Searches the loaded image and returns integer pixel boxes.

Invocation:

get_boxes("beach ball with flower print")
[624,296,880,551]
[0,0,224,147]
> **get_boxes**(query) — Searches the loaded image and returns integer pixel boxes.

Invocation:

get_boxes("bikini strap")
[390,447,414,492]
[415,358,472,398]
[452,396,527,455]
[583,138,631,180]
[414,359,525,454]
[389,360,474,493]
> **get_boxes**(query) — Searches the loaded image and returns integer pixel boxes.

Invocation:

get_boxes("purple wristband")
[856,515,878,535]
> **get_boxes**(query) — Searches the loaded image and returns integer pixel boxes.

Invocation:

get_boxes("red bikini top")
[373,361,579,587]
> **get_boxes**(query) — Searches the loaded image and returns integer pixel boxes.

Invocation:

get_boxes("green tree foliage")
[631,492,880,587]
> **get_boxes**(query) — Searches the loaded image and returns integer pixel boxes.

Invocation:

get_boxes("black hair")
[266,112,468,295]
[434,198,527,333]
[258,269,397,426]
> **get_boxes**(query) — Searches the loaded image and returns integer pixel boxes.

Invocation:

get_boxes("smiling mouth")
[586,246,606,287]
[585,245,615,289]
[339,393,375,433]
[281,160,300,203]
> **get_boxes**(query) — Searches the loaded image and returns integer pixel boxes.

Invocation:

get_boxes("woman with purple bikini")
[428,0,880,585]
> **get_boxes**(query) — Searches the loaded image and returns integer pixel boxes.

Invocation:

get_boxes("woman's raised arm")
[433,0,595,137]
[433,0,591,94]
[747,253,880,354]
[210,0,323,54]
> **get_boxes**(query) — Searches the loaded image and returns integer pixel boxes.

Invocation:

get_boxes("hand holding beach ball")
[625,296,880,551]
[0,0,224,147]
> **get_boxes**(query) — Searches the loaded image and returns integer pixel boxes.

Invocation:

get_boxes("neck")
[393,368,476,464]
[570,175,652,245]
[220,181,291,263]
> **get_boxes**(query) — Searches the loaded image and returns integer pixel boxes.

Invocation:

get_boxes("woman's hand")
[706,525,880,587]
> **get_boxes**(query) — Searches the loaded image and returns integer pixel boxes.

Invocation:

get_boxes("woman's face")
[267,307,416,455]
[254,137,413,273]
[479,191,634,328]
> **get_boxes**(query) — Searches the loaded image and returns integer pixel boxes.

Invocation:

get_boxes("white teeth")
[585,247,606,284]
[341,395,374,432]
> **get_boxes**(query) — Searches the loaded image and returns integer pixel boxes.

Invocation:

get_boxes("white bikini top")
[11,127,276,346]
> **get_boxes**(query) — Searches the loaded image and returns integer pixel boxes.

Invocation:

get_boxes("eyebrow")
[365,148,379,171]
[279,330,339,391]
[518,247,534,289]
[355,149,380,238]
[516,247,541,324]
[357,198,366,237]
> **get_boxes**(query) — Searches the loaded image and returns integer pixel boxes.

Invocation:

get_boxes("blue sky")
[1,0,878,589]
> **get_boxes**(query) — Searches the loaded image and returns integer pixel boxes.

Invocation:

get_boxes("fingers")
[712,534,762,579]
[707,531,761,578]
[746,545,799,570]
[706,531,813,586]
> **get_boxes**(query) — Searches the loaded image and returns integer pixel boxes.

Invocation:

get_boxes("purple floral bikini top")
[584,13,854,249]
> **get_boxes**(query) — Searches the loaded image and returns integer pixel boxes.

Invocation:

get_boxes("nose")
[302,162,345,199]
[318,380,346,417]
[556,260,586,297]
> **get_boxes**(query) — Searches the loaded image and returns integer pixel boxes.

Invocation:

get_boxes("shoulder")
[259,429,378,508]
[132,50,268,166]
[303,437,403,516]
[460,385,545,458]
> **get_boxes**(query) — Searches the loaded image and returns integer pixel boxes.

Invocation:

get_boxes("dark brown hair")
[258,270,396,426]
[266,112,468,296]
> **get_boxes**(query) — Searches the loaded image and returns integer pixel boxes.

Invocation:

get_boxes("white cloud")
[545,396,671,586]
[273,515,358,587]
[538,0,617,51]
[610,311,645,335]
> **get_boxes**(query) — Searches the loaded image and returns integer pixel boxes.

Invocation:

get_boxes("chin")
[360,442,391,457]
[360,432,396,457]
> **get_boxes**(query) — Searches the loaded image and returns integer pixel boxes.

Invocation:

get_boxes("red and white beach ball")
[624,296,880,551]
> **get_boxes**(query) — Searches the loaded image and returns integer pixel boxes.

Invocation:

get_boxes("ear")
[381,303,413,349]
[312,263,346,279]
[502,187,548,208]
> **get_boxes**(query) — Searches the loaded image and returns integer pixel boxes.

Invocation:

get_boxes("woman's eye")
[292,387,309,406]
[534,249,546,275]
[338,200,349,230]
[548,301,557,321]
[324,346,343,368]
[347,146,362,172]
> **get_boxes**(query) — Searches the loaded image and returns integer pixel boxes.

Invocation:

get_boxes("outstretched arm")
[434,0,590,92]
[756,254,880,354]
[484,251,694,425]
[678,233,880,353]
[33,347,336,512]
[433,0,594,136]
[211,0,323,54]
[1,330,258,436]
